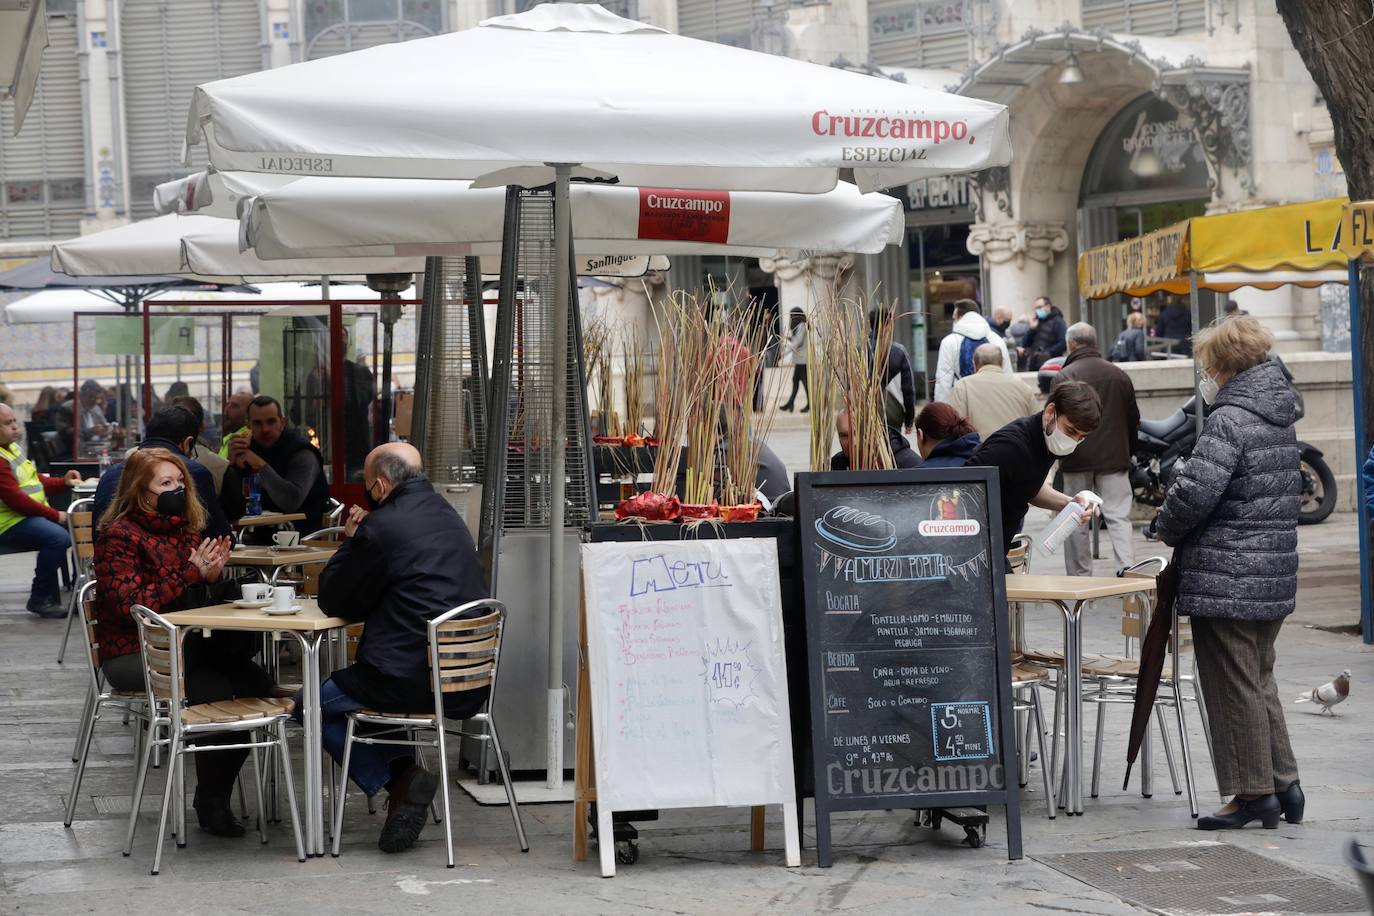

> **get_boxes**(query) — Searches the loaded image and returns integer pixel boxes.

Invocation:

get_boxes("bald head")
[364,442,425,505]
[991,306,1013,326]
[0,403,18,449]
[973,343,1003,370]
[835,409,852,457]
[1066,322,1097,353]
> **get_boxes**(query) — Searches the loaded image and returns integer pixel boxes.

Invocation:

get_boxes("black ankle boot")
[194,794,246,838]
[1278,782,1305,824]
[1196,794,1281,830]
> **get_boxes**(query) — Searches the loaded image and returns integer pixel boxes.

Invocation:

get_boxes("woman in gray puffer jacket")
[1156,316,1302,831]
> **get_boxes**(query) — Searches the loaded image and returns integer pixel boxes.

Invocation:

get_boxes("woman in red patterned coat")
[95,447,268,837]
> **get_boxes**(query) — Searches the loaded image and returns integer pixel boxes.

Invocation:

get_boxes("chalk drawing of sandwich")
[815,506,897,552]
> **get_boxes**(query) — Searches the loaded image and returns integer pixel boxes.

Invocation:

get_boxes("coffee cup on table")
[242,583,272,603]
[273,531,300,548]
[271,586,296,611]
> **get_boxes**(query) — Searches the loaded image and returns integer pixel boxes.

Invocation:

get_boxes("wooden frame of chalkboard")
[796,468,1023,865]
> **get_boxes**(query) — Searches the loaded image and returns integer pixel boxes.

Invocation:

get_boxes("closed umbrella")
[1122,560,1182,790]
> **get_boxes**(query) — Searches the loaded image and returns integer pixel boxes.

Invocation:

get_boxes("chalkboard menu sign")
[796,468,1022,864]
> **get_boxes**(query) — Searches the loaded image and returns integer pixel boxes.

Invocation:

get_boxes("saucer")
[263,605,304,615]
[233,598,273,608]
[270,544,302,552]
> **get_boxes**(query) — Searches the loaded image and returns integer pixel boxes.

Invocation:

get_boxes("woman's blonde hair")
[1126,311,1145,329]
[1192,314,1273,379]
[99,447,207,531]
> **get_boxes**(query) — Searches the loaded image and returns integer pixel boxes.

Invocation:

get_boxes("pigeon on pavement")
[1295,669,1351,716]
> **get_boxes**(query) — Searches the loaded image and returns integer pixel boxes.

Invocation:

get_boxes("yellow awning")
[1077,197,1349,299]
[1339,200,1374,259]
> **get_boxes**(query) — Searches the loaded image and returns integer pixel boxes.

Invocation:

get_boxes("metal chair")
[56,498,96,664]
[324,498,344,528]
[64,582,153,826]
[1004,536,1055,818]
[301,525,345,546]
[330,599,528,866]
[123,604,305,875]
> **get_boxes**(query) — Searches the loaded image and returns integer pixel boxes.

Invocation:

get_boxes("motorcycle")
[1130,375,1337,525]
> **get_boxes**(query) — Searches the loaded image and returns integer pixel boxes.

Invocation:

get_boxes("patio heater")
[476,184,596,783]
[365,272,415,445]
[411,255,489,526]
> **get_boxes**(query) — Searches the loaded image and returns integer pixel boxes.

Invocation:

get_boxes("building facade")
[1,0,1346,365]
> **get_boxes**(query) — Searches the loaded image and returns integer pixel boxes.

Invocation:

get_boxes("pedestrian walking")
[780,310,809,413]
[1155,315,1303,830]
[1051,323,1139,575]
[946,343,1038,440]
[933,299,1011,402]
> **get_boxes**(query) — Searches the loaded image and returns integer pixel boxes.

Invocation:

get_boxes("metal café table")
[232,511,307,530]
[1003,574,1157,816]
[226,544,339,570]
[164,597,348,857]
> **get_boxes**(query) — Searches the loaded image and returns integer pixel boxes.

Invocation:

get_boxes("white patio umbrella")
[183,2,1007,794]
[53,211,668,280]
[240,176,904,259]
[50,214,423,281]
[3,289,127,325]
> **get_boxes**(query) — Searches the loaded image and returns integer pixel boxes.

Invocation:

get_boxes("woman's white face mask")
[1043,409,1080,457]
[1198,370,1221,405]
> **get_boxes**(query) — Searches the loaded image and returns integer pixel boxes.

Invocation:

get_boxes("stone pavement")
[0,487,1370,913]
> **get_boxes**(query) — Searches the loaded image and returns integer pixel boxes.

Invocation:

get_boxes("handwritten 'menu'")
[629,554,733,597]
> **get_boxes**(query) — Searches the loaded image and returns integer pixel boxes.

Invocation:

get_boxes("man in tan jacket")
[945,343,1038,440]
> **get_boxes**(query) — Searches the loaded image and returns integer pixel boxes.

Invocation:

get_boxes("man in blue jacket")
[310,442,489,854]
[93,405,232,539]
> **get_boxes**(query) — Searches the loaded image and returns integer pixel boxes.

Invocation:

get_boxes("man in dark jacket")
[1051,323,1140,575]
[310,442,489,854]
[1155,297,1194,354]
[94,405,233,540]
[228,395,329,535]
[1023,297,1068,372]
[964,380,1102,553]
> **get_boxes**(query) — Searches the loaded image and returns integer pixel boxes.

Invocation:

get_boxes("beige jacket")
[945,365,1039,440]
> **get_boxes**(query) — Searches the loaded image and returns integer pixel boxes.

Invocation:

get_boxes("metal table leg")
[1052,598,1088,815]
[291,631,327,856]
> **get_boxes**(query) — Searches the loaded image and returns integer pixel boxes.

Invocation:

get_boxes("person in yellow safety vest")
[217,391,254,459]
[0,403,82,617]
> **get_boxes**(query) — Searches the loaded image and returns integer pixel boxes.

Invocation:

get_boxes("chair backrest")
[324,498,344,528]
[427,599,504,708]
[302,525,345,546]
[131,604,184,715]
[1118,556,1190,656]
[67,497,96,573]
[1006,534,1032,575]
[76,580,102,687]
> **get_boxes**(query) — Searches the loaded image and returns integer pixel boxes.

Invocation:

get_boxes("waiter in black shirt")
[964,380,1103,551]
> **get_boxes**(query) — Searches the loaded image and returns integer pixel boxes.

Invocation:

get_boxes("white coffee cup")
[242,583,273,602]
[271,585,296,611]
[273,530,301,548]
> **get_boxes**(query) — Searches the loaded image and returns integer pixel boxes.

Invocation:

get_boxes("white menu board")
[581,537,801,876]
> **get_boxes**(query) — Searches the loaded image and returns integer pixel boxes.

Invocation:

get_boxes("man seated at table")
[95,405,233,540]
[217,390,254,458]
[228,395,328,535]
[52,380,112,460]
[308,442,489,853]
[0,403,81,617]
[830,408,920,470]
[963,380,1102,554]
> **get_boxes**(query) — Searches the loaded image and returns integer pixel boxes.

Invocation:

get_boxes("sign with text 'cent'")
[581,538,801,876]
[796,469,1022,864]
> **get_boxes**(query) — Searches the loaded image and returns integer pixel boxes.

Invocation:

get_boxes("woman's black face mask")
[156,487,188,519]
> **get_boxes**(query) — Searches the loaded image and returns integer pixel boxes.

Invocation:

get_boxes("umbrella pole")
[1189,270,1203,441]
[547,163,573,789]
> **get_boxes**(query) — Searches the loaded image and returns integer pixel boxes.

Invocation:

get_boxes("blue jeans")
[0,516,70,603]
[295,677,411,797]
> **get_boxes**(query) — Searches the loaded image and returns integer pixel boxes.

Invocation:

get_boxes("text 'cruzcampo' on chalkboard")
[628,554,733,597]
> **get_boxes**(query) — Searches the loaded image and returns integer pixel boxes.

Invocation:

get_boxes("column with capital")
[758,253,855,322]
[966,221,1070,313]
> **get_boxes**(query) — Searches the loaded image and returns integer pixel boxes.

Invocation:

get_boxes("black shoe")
[1278,782,1305,824]
[780,403,793,412]
[378,765,438,853]
[194,796,246,838]
[1196,794,1281,830]
[25,597,66,619]
[800,405,809,413]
